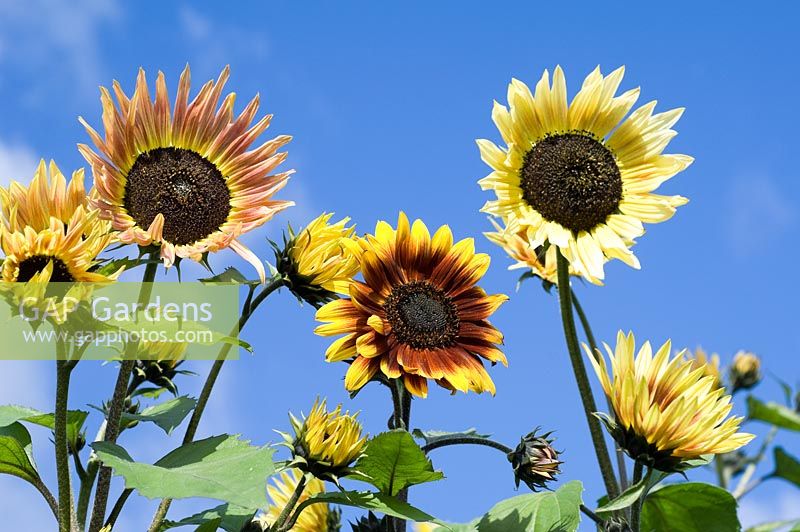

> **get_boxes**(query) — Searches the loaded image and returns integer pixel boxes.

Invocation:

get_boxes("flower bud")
[349,512,389,532]
[603,517,632,532]
[729,351,761,392]
[508,429,562,491]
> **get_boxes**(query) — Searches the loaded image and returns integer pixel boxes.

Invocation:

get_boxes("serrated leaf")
[200,267,255,285]
[0,405,88,451]
[0,423,39,485]
[308,491,435,522]
[161,503,256,532]
[354,430,443,496]
[411,428,491,446]
[475,480,583,532]
[747,396,800,431]
[640,482,739,532]
[773,446,800,488]
[121,396,196,435]
[92,434,275,509]
[597,469,669,513]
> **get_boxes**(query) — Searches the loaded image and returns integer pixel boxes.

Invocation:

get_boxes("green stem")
[55,355,73,532]
[422,436,514,455]
[580,504,604,526]
[555,250,619,500]
[88,255,158,532]
[32,476,60,521]
[630,461,644,531]
[147,275,284,532]
[572,290,628,494]
[104,488,133,530]
[271,475,306,532]
[733,426,778,499]
[390,380,411,532]
[76,458,99,529]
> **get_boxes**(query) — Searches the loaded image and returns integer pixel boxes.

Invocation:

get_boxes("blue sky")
[1,1,799,530]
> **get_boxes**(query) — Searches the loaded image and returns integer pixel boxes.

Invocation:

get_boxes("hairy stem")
[271,475,306,532]
[630,461,645,531]
[55,356,73,532]
[556,250,619,500]
[88,255,158,532]
[422,436,514,455]
[147,275,284,531]
[572,290,629,494]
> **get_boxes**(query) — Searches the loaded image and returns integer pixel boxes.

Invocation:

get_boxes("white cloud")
[0,140,39,186]
[726,176,796,257]
[0,0,119,103]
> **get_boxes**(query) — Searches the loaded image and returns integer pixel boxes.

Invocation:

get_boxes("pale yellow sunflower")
[483,217,593,285]
[587,331,754,471]
[78,65,293,282]
[478,66,692,282]
[0,160,118,284]
[316,212,507,398]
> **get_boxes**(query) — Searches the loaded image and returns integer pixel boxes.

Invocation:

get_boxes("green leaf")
[308,491,435,522]
[0,423,40,485]
[411,428,491,446]
[597,469,669,513]
[476,480,583,532]
[160,503,256,532]
[747,396,800,431]
[772,446,800,488]
[91,434,275,509]
[0,405,88,451]
[353,430,444,496]
[121,396,196,435]
[194,519,221,532]
[746,520,800,532]
[200,267,255,285]
[640,482,739,532]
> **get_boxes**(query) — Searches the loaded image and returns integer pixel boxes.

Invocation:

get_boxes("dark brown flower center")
[384,280,459,349]
[17,255,74,282]
[520,133,622,233]
[124,147,231,246]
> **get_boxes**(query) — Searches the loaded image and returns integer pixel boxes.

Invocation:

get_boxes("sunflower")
[256,469,338,532]
[483,217,595,286]
[730,350,761,392]
[281,398,367,479]
[478,66,692,281]
[316,212,507,398]
[0,160,118,284]
[275,213,361,307]
[685,347,722,390]
[587,331,754,471]
[78,65,293,283]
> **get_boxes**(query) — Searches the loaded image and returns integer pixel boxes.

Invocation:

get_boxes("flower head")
[132,340,189,395]
[79,66,293,282]
[484,217,591,287]
[316,212,508,398]
[478,66,692,282]
[274,213,360,307]
[254,469,340,532]
[730,351,761,392]
[685,347,723,390]
[281,398,367,480]
[587,331,754,471]
[508,429,562,491]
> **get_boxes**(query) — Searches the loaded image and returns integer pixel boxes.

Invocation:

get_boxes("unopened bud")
[730,351,761,392]
[508,429,562,491]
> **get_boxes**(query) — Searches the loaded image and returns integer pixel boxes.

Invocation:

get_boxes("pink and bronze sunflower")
[78,65,293,282]
[315,212,508,398]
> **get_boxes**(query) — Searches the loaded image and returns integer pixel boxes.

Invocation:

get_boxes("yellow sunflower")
[478,66,692,281]
[587,331,754,471]
[258,469,336,532]
[78,65,293,282]
[685,347,723,390]
[316,212,507,398]
[275,213,361,307]
[483,217,594,286]
[0,160,118,284]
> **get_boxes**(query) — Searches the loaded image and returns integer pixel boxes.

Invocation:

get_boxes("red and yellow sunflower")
[315,213,507,398]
